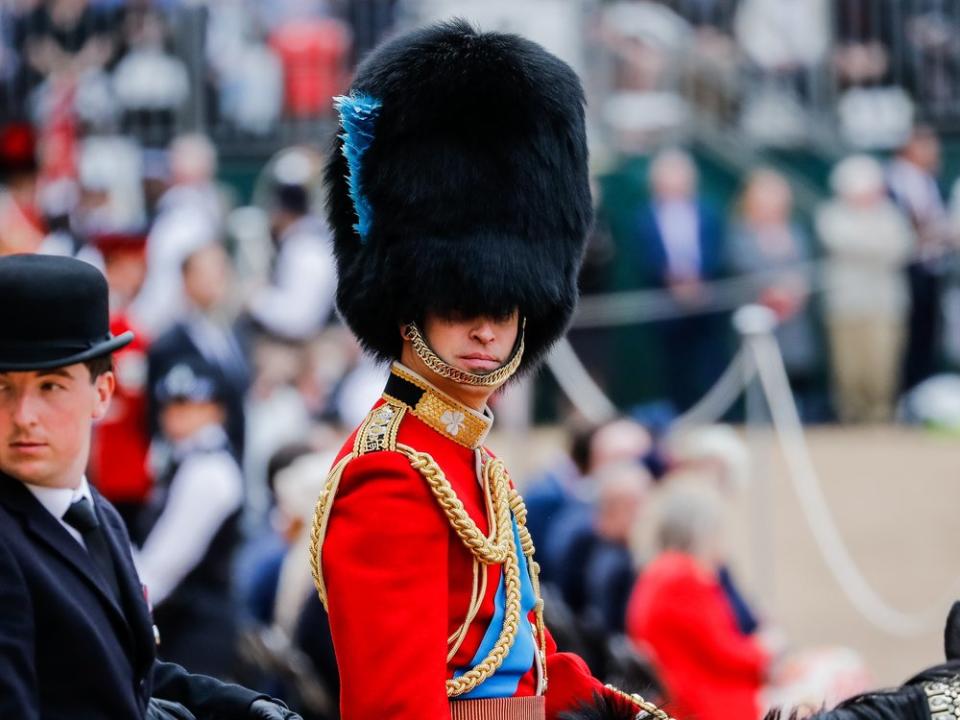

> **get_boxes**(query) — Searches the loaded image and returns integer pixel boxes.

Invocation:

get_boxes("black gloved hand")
[248,698,303,720]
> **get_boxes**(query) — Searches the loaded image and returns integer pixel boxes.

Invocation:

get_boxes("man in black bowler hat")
[0,253,301,720]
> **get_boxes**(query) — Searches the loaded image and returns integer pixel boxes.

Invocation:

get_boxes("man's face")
[183,244,230,312]
[0,364,114,488]
[422,311,520,375]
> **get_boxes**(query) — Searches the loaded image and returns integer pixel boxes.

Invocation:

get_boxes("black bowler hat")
[0,254,134,371]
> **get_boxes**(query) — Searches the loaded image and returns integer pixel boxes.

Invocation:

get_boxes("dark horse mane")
[560,661,960,720]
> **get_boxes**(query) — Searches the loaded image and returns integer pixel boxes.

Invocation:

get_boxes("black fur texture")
[325,20,592,372]
[559,693,645,720]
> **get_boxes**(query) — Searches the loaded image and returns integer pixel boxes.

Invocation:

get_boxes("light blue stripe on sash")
[453,519,537,699]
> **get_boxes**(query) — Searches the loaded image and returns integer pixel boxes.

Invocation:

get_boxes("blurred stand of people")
[549,461,652,636]
[131,133,224,337]
[246,149,336,344]
[135,358,244,678]
[204,1,283,136]
[0,122,45,256]
[148,241,250,461]
[632,148,729,411]
[13,0,119,123]
[886,126,951,392]
[111,6,188,136]
[525,417,654,582]
[817,155,913,423]
[627,477,773,720]
[727,169,824,419]
[87,230,152,534]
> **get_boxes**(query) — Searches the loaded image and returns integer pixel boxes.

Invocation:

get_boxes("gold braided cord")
[404,322,524,388]
[447,454,497,661]
[506,485,549,691]
[396,443,522,697]
[399,444,511,564]
[604,684,676,720]
[309,454,355,609]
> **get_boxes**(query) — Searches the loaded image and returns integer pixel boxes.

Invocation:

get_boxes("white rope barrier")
[673,348,754,431]
[545,337,619,424]
[547,302,960,637]
[571,245,960,329]
[744,318,960,637]
[572,262,821,328]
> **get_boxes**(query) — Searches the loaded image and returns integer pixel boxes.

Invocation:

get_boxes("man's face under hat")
[0,363,114,488]
[0,254,130,488]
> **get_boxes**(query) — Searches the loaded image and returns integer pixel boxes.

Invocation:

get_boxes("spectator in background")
[247,149,336,343]
[0,122,45,256]
[131,133,223,337]
[633,148,728,410]
[525,417,653,582]
[545,461,649,628]
[87,230,152,536]
[728,169,821,417]
[243,441,316,628]
[818,155,913,423]
[136,358,244,678]
[148,241,249,460]
[112,6,188,136]
[270,451,334,639]
[887,126,950,392]
[627,478,771,720]
[14,0,118,92]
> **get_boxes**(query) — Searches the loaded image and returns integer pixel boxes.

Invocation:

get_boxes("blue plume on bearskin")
[333,93,381,243]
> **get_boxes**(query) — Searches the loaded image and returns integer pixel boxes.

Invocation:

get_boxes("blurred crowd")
[1,1,959,718]
[584,125,960,426]
[524,416,869,720]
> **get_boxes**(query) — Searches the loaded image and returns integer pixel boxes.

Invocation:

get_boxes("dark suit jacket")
[632,200,725,288]
[0,471,261,719]
[147,321,249,460]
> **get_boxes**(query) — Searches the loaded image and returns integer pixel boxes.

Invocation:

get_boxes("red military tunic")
[313,362,626,719]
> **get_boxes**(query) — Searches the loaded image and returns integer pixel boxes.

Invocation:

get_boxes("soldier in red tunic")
[308,20,665,720]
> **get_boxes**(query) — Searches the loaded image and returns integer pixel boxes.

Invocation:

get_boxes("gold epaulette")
[353,401,406,455]
[309,402,407,610]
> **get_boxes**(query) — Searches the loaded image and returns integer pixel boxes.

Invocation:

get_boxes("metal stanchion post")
[733,305,779,614]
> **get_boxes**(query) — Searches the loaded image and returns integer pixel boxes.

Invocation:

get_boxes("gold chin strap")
[403,320,524,388]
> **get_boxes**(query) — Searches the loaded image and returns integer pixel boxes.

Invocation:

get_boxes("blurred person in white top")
[816,155,914,422]
[131,133,224,338]
[247,149,336,343]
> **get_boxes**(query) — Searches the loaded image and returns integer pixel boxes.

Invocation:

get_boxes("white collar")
[25,475,93,522]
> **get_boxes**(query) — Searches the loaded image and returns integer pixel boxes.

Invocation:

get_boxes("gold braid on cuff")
[404,321,524,388]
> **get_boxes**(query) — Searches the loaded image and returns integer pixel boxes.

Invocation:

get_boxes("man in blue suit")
[633,149,729,411]
[0,254,299,720]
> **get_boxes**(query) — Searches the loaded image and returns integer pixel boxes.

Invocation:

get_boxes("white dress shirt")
[24,476,95,549]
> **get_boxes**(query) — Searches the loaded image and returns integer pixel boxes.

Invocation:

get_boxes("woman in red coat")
[627,480,771,720]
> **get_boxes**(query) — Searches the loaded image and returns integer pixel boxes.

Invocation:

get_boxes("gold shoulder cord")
[308,403,549,698]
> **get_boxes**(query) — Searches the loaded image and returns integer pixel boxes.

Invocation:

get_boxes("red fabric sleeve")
[322,450,451,719]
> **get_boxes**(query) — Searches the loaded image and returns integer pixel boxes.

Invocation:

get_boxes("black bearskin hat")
[325,20,591,373]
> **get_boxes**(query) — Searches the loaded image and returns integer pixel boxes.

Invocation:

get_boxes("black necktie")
[63,497,121,600]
